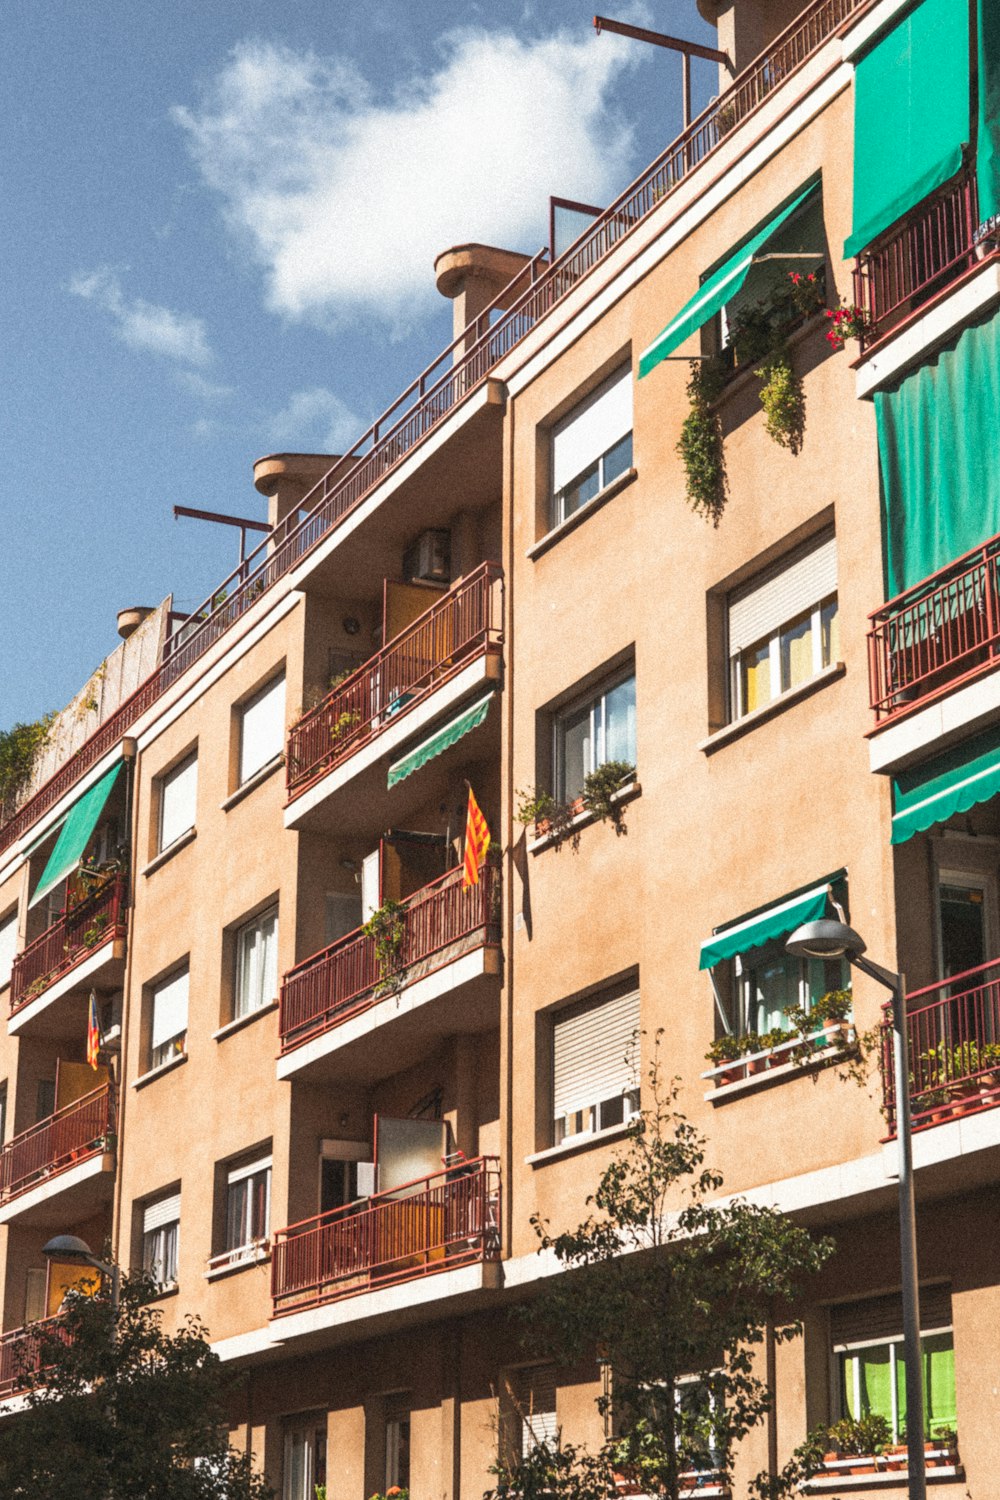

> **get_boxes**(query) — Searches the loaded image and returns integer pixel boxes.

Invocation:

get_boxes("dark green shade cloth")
[844,0,969,259]
[875,315,1000,597]
[29,762,123,909]
[638,184,818,378]
[699,882,831,969]
[892,726,1000,843]
[978,0,1000,222]
[387,694,493,789]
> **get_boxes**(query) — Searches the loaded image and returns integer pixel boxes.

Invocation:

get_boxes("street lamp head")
[786,919,868,960]
[42,1234,99,1267]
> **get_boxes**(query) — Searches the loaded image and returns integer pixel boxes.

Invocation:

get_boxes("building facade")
[1,0,999,1491]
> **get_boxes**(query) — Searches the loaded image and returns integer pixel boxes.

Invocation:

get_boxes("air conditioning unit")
[403,529,450,586]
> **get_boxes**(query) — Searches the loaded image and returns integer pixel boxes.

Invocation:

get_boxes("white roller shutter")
[227,1153,272,1185]
[151,968,189,1052]
[143,1191,180,1234]
[0,912,17,991]
[552,366,632,493]
[159,753,197,850]
[553,988,640,1118]
[239,674,286,784]
[514,1366,558,1455]
[729,534,837,653]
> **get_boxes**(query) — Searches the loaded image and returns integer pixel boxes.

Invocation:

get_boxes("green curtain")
[845,0,969,259]
[978,0,1000,223]
[894,1335,957,1437]
[875,314,1000,597]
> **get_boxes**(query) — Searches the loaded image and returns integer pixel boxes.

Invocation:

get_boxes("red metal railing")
[287,562,503,798]
[0,1084,115,1204]
[867,531,1000,724]
[280,859,500,1053]
[10,872,127,1013]
[0,1317,73,1399]
[0,0,868,862]
[271,1155,501,1315]
[882,957,1000,1135]
[853,167,980,353]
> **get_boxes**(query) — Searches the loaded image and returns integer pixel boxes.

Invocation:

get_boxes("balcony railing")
[882,957,1000,1135]
[287,561,503,799]
[10,871,128,1014]
[0,1083,115,1205]
[0,1317,72,1399]
[280,859,501,1053]
[852,167,980,353]
[867,531,1000,724]
[271,1155,501,1315]
[0,0,870,863]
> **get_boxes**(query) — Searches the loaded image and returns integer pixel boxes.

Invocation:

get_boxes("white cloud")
[69,267,213,367]
[173,27,640,330]
[176,369,233,401]
[267,387,365,453]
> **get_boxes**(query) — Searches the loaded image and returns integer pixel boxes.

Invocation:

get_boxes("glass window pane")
[749,953,799,1034]
[240,675,286,785]
[602,431,633,488]
[741,640,772,715]
[604,675,636,767]
[821,596,840,666]
[559,460,601,521]
[558,703,591,802]
[227,1179,249,1250]
[780,612,813,692]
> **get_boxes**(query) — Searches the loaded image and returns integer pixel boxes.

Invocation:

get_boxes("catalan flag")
[462,786,491,888]
[86,992,100,1070]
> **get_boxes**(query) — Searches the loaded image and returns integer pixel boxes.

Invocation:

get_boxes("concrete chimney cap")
[117,606,153,640]
[434,243,532,299]
[252,452,340,497]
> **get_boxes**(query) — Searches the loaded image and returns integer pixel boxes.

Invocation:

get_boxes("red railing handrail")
[0,1316,74,1398]
[10,870,128,1012]
[0,1083,115,1203]
[869,531,1000,623]
[896,954,1000,1008]
[277,1153,497,1238]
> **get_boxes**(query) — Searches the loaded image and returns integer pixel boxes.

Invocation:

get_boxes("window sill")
[221,755,284,812]
[132,1053,188,1091]
[141,828,196,878]
[527,782,641,855]
[144,1282,179,1303]
[804,1454,961,1490]
[212,1000,278,1043]
[527,469,638,561]
[526,1120,633,1167]
[204,1243,270,1281]
[699,663,845,756]
[702,1027,855,1103]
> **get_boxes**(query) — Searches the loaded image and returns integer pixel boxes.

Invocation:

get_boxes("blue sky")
[2,0,716,729]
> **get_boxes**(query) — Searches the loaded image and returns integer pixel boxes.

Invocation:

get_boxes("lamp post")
[42,1234,121,1342]
[785,920,925,1500]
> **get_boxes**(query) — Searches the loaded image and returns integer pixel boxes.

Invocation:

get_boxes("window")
[24,1268,47,1325]
[735,938,849,1037]
[225,1153,271,1262]
[234,906,278,1019]
[238,673,285,785]
[158,752,197,852]
[141,1192,180,1289]
[283,1415,326,1500]
[675,1375,725,1475]
[728,534,838,721]
[552,986,640,1145]
[384,1398,411,1489]
[149,966,188,1069]
[0,910,17,990]
[554,669,636,804]
[504,1366,558,1458]
[550,365,633,527]
[832,1289,956,1445]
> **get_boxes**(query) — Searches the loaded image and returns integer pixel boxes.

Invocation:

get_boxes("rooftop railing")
[0,0,870,860]
[271,1155,501,1315]
[10,871,128,1014]
[0,1083,115,1204]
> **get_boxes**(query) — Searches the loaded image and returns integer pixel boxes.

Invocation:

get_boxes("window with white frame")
[728,533,838,721]
[141,1191,180,1289]
[506,1365,558,1459]
[832,1288,957,1446]
[238,673,285,786]
[734,938,849,1038]
[0,910,17,991]
[552,986,640,1145]
[158,751,197,853]
[550,365,633,527]
[234,905,278,1019]
[149,967,189,1070]
[282,1415,327,1500]
[384,1398,411,1489]
[554,668,636,805]
[224,1153,271,1262]
[675,1374,726,1475]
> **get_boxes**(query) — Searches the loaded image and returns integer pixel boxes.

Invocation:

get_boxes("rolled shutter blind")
[228,1154,272,1185]
[151,969,189,1051]
[729,534,837,654]
[239,674,286,783]
[830,1285,952,1346]
[143,1191,181,1234]
[514,1367,558,1455]
[0,913,17,990]
[160,753,198,849]
[552,366,632,493]
[553,988,640,1118]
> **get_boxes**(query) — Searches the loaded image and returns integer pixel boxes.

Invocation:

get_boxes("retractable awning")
[891,728,1000,844]
[699,881,833,969]
[387,695,493,789]
[638,183,818,379]
[29,762,123,909]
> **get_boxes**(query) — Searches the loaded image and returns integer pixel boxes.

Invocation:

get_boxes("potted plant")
[926,1425,958,1466]
[740,1031,766,1075]
[582,761,636,836]
[705,1034,743,1086]
[362,899,407,993]
[759,1027,787,1065]
[979,1041,1000,1091]
[823,1413,891,1473]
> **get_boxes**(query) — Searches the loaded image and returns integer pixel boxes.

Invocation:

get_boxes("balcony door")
[936,867,997,982]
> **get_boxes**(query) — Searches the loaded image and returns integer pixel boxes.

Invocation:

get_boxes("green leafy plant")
[581,761,636,836]
[824,301,872,348]
[362,899,407,989]
[676,359,728,525]
[0,713,56,820]
[787,269,826,318]
[757,349,806,453]
[367,1489,409,1500]
[705,1034,743,1066]
[824,1412,892,1456]
[784,987,853,1037]
[328,709,361,744]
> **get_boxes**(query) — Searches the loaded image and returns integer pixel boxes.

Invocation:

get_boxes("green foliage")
[362,899,407,988]
[676,360,728,525]
[757,351,806,454]
[0,1272,273,1499]
[516,763,635,846]
[0,713,55,818]
[824,1412,892,1456]
[581,761,636,836]
[704,1034,743,1066]
[783,988,853,1038]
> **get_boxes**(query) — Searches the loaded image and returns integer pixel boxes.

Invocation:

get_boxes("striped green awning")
[387,695,493,789]
[891,728,1000,844]
[699,882,832,969]
[638,184,818,379]
[29,763,122,909]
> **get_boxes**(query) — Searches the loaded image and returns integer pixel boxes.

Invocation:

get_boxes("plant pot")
[746,1057,766,1076]
[718,1067,740,1087]
[883,1444,907,1471]
[849,1459,876,1474]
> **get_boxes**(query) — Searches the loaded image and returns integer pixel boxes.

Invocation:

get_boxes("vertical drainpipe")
[766,1316,778,1481]
[110,737,139,1271]
[502,382,515,1260]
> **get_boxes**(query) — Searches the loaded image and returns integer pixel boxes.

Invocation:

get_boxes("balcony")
[10,871,127,1020]
[867,533,1000,729]
[881,958,1000,1137]
[271,1155,500,1316]
[0,1317,71,1400]
[0,1084,115,1221]
[278,861,501,1078]
[286,562,503,808]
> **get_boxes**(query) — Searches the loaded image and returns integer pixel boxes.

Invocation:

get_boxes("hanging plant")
[824,301,872,348]
[581,761,636,836]
[676,359,728,525]
[362,899,407,990]
[757,349,805,454]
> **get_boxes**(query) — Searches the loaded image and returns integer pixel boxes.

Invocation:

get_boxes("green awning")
[978,0,1000,224]
[844,0,969,259]
[699,882,832,969]
[387,695,493,789]
[891,727,1000,844]
[638,183,818,378]
[29,763,123,909]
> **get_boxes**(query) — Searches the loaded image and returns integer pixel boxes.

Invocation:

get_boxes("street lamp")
[42,1234,121,1339]
[785,920,925,1500]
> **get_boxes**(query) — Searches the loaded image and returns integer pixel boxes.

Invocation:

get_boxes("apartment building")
[1,0,998,1492]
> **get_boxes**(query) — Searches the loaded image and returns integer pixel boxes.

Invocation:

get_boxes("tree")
[489,1038,833,1500]
[0,1271,273,1500]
